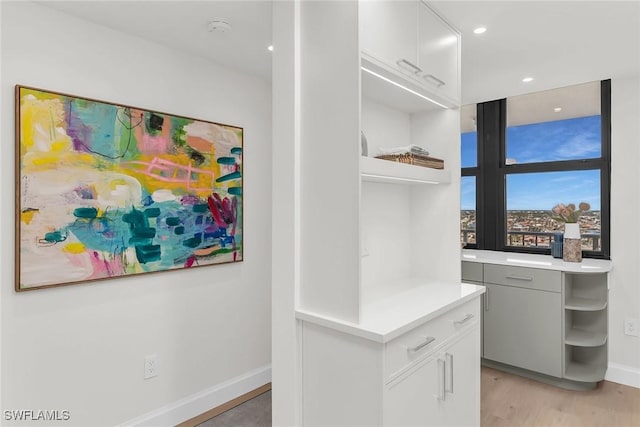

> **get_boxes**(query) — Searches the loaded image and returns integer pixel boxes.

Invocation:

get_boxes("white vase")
[564,223,581,239]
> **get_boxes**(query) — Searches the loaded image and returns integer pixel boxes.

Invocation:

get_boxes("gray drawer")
[483,264,561,293]
[462,261,483,283]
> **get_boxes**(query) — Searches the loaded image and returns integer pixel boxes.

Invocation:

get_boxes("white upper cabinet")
[360,0,461,108]
[418,2,460,103]
[360,0,419,76]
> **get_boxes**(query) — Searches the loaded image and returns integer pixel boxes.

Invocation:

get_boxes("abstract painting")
[16,86,243,291]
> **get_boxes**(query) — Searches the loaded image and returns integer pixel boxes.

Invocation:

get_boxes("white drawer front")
[384,298,480,382]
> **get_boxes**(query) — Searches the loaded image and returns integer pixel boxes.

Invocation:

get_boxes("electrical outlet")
[144,354,158,379]
[624,318,638,337]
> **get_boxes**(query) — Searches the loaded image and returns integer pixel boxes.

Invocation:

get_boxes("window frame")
[462,80,611,259]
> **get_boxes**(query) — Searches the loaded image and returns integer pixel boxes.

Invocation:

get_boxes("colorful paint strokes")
[16,86,243,291]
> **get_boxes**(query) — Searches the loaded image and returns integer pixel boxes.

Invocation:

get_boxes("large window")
[460,104,478,247]
[461,81,610,259]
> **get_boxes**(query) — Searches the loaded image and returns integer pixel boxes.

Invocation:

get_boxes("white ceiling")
[38,0,273,81]
[39,1,640,106]
[430,0,640,104]
[460,80,601,132]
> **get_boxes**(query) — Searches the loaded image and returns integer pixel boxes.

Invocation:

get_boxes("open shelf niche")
[359,61,460,304]
[563,272,608,384]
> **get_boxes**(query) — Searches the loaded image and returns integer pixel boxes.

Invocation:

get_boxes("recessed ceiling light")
[473,27,487,35]
[267,45,274,52]
[554,107,562,112]
[522,77,534,83]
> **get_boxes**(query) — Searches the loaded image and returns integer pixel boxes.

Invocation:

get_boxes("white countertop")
[295,279,485,343]
[461,249,612,273]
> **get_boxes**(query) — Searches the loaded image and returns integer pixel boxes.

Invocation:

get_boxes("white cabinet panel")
[360,0,419,77]
[385,327,480,427]
[385,355,444,426]
[443,330,481,427]
[418,2,459,102]
[359,0,460,108]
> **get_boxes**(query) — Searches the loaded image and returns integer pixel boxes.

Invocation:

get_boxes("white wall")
[411,108,462,283]
[360,182,412,288]
[360,98,413,289]
[1,2,272,425]
[609,75,640,383]
[361,97,411,155]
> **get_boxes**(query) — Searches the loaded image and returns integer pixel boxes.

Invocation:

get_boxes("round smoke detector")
[208,19,232,33]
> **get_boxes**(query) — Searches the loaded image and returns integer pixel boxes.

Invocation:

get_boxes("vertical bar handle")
[445,353,454,393]
[484,288,489,311]
[437,358,446,401]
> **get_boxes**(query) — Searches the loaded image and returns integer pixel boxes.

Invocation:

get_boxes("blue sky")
[461,115,602,211]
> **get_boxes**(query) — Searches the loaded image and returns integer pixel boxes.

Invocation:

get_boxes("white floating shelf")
[361,156,450,185]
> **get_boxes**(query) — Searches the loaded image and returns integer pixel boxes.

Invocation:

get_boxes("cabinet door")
[360,0,419,75]
[418,2,459,102]
[484,283,562,377]
[385,355,445,426]
[443,328,481,427]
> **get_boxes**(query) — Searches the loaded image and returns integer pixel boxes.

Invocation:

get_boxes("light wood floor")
[482,367,640,427]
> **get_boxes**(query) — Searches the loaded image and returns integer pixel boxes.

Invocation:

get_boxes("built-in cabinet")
[360,0,418,74]
[386,324,479,427]
[360,0,460,105]
[462,251,612,389]
[294,1,479,426]
[417,3,459,101]
[482,265,562,378]
[300,294,481,427]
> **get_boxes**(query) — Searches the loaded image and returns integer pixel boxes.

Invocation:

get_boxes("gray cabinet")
[462,261,484,357]
[462,259,610,388]
[483,282,562,377]
[461,261,482,283]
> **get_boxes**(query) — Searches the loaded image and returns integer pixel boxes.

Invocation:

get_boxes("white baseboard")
[117,365,272,427]
[606,362,640,389]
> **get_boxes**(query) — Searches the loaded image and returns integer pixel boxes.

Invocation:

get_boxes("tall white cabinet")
[293,2,483,426]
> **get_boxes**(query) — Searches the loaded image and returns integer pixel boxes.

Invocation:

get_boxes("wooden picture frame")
[16,85,243,291]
